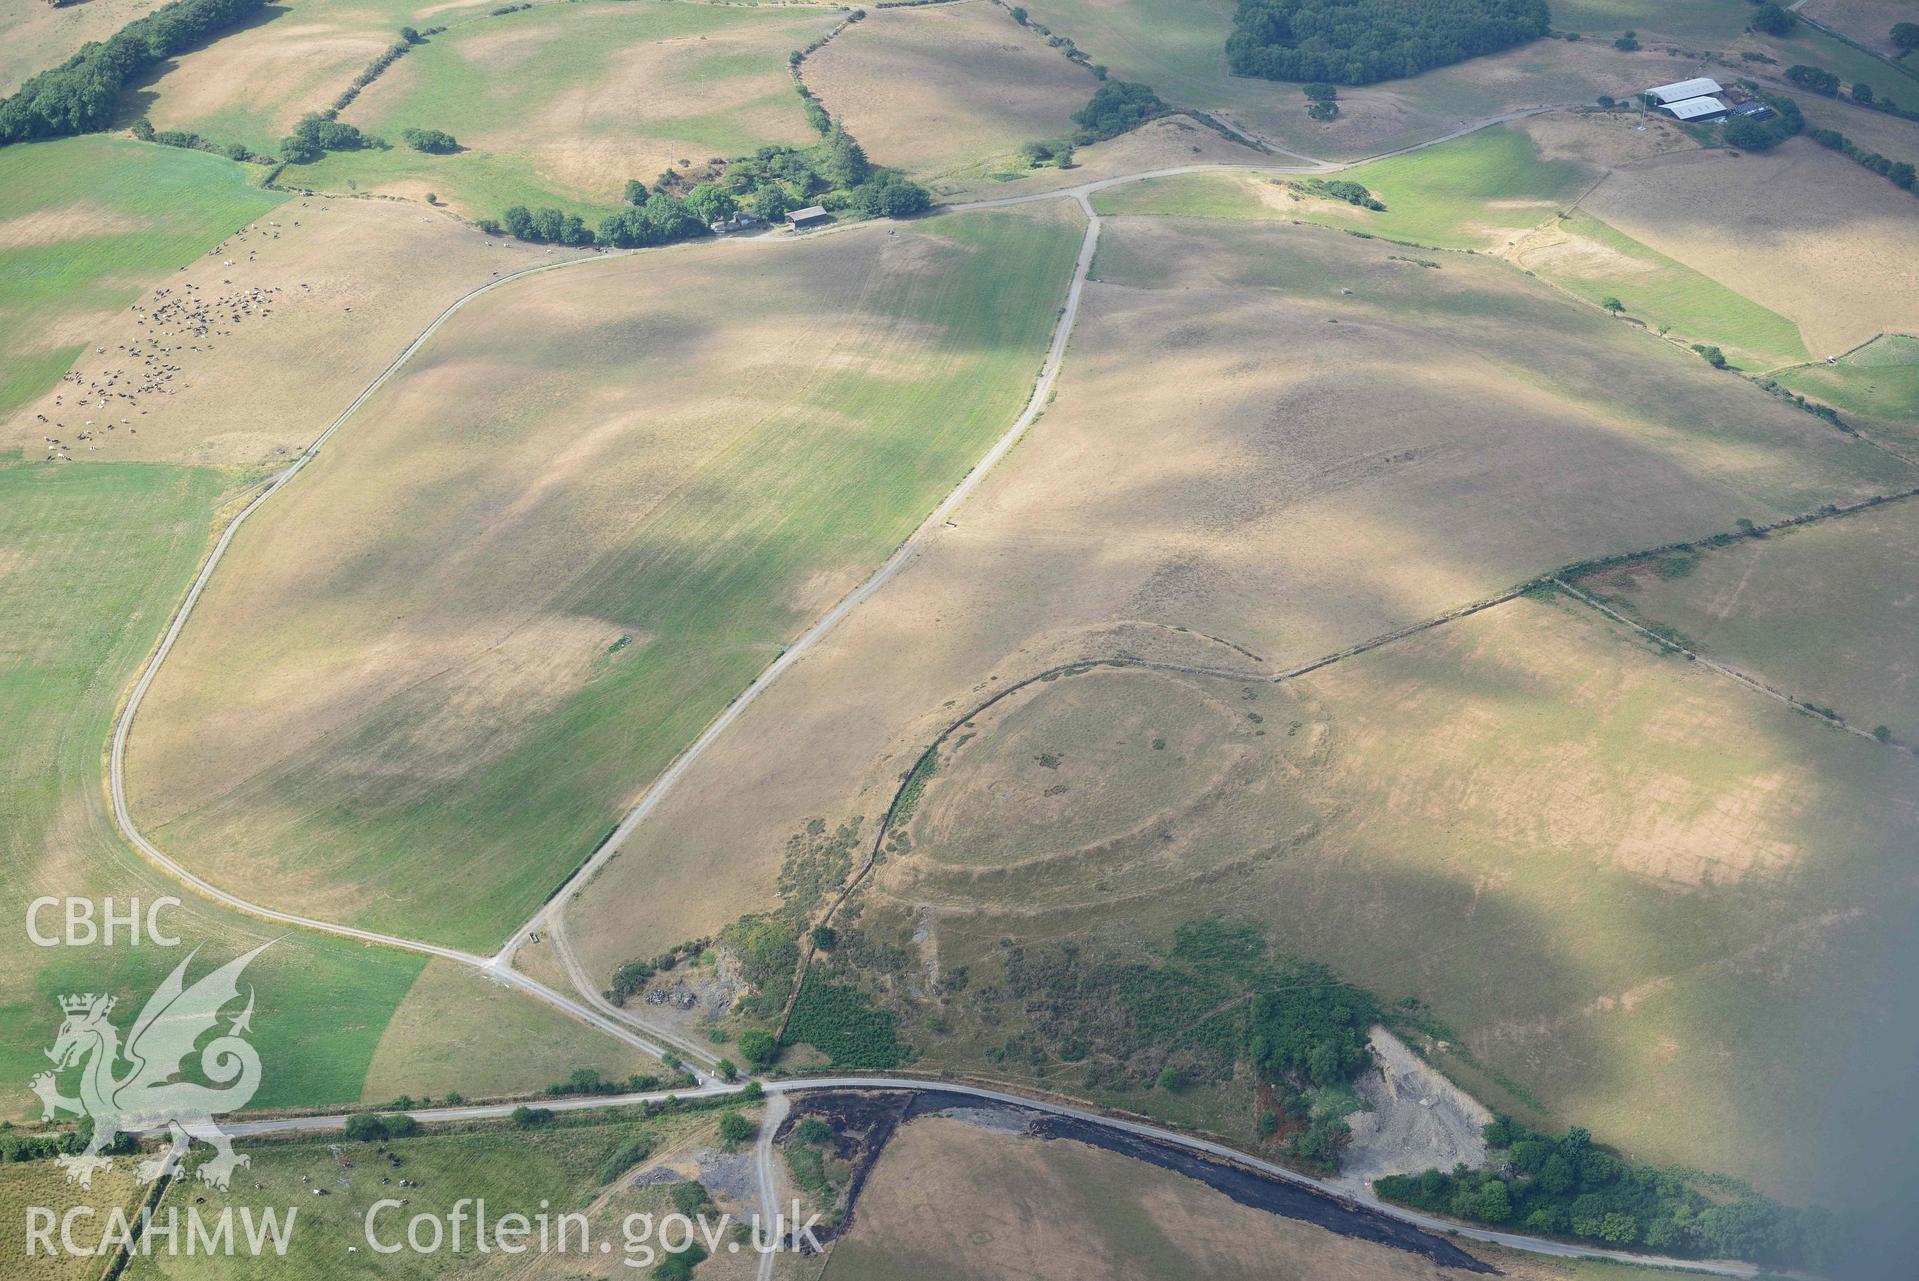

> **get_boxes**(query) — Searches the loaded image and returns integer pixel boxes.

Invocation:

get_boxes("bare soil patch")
[1339,1027,1493,1191]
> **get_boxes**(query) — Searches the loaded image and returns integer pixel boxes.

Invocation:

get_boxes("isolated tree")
[1852,81,1874,104]
[717,1112,755,1146]
[344,1113,387,1141]
[1892,22,1919,52]
[400,126,457,153]
[736,1027,778,1066]
[1602,296,1624,312]
[623,178,648,205]
[1749,3,1795,37]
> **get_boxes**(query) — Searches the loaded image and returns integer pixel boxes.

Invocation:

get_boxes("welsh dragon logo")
[30,943,268,1191]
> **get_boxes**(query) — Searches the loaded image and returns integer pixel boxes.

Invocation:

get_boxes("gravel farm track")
[102,107,1789,1277]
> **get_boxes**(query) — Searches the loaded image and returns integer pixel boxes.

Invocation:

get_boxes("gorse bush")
[1071,81,1169,143]
[401,127,458,153]
[782,974,904,1068]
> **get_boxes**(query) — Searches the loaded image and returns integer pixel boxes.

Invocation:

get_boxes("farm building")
[1645,77,1723,105]
[787,206,830,231]
[1659,96,1730,122]
[1730,101,1776,121]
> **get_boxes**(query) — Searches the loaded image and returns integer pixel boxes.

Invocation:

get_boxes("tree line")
[1377,1117,1839,1268]
[483,124,930,250]
[1809,126,1918,193]
[1227,0,1550,86]
[0,0,268,144]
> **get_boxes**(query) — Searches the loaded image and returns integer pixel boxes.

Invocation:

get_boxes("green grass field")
[1549,0,1755,41]
[123,1108,746,1280]
[131,205,1088,951]
[1327,126,1594,247]
[1535,212,1810,369]
[288,0,840,213]
[1095,126,1593,250]
[0,461,426,1110]
[0,137,284,418]
[1776,333,1919,429]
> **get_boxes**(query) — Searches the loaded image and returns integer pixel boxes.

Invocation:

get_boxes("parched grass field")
[1573,499,1919,743]
[1580,137,1919,358]
[121,1107,755,1280]
[889,596,1919,1205]
[0,0,166,96]
[803,0,1090,191]
[0,137,283,420]
[130,0,526,158]
[0,460,667,1114]
[1798,0,1919,57]
[565,212,1911,963]
[823,1113,1687,1281]
[0,1158,148,1280]
[2,193,579,470]
[1097,125,1594,250]
[359,959,660,1103]
[125,204,1086,952]
[1105,116,1849,370]
[565,216,1917,1210]
[294,0,845,217]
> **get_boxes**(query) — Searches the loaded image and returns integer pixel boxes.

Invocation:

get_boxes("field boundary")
[779,484,1919,1027]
